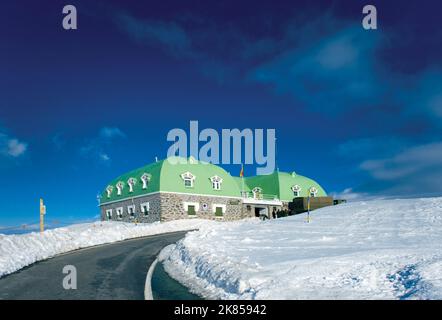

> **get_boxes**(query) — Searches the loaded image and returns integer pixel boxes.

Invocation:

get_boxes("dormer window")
[116,181,124,195]
[252,187,263,200]
[309,187,318,197]
[106,185,113,198]
[291,185,301,197]
[140,173,151,189]
[127,178,136,193]
[181,172,195,188]
[210,175,223,190]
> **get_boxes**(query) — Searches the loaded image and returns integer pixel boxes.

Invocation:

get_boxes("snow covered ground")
[0,219,214,278]
[159,198,442,300]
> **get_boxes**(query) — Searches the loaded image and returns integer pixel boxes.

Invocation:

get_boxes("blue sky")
[1,0,442,226]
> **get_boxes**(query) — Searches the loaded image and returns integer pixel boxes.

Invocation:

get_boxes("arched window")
[140,173,151,189]
[252,187,263,200]
[127,178,136,193]
[181,172,195,188]
[210,175,223,190]
[106,185,113,198]
[291,185,301,197]
[116,181,124,195]
[309,187,318,197]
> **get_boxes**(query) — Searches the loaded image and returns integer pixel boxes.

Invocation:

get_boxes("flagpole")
[240,164,244,197]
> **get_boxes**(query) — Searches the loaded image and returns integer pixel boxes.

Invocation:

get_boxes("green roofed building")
[99,156,329,223]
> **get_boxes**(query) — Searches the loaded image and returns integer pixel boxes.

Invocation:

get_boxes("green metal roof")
[235,171,327,201]
[100,157,327,204]
[100,157,241,204]
[275,171,327,201]
[159,157,241,197]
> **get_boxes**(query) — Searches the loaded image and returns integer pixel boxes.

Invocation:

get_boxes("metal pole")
[40,198,46,233]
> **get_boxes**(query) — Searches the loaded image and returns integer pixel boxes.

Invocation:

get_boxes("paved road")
[0,231,188,300]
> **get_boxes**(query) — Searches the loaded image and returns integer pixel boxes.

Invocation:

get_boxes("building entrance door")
[254,207,268,218]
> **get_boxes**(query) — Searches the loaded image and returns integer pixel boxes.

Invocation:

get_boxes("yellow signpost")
[40,198,46,233]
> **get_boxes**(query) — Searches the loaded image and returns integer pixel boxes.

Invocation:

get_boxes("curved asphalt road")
[0,231,188,300]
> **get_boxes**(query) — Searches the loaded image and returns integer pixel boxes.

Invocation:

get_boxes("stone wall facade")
[100,192,288,223]
[100,193,161,223]
[159,193,251,222]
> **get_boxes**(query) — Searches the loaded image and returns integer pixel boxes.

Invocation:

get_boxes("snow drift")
[159,198,442,299]
[0,219,214,278]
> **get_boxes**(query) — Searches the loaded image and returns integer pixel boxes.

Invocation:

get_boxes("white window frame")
[106,185,113,198]
[291,185,301,197]
[184,179,193,188]
[181,172,195,188]
[105,209,112,220]
[127,204,135,217]
[116,181,124,195]
[141,173,151,189]
[116,207,123,219]
[141,202,150,216]
[183,202,199,215]
[212,204,226,214]
[210,175,223,190]
[127,178,136,193]
[252,187,263,199]
[309,187,318,197]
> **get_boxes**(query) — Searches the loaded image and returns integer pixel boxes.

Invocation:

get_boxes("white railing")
[240,192,279,201]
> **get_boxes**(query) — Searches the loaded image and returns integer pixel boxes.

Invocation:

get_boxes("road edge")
[144,258,159,300]
[0,230,193,280]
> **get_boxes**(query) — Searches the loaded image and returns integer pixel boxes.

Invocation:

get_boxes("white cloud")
[360,142,442,181]
[80,127,125,164]
[99,153,110,162]
[249,25,383,114]
[358,142,442,197]
[337,137,407,160]
[404,71,442,121]
[0,133,28,158]
[99,127,126,139]
[7,139,27,157]
[316,36,358,69]
[329,188,372,202]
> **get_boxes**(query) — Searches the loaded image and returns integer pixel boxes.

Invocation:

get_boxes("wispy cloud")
[359,142,442,197]
[247,18,442,127]
[80,127,126,164]
[249,25,384,114]
[115,13,195,58]
[329,188,372,202]
[99,152,110,162]
[360,142,442,180]
[111,10,282,83]
[113,9,442,121]
[337,137,408,160]
[111,9,442,197]
[0,133,27,158]
[402,70,442,122]
[51,132,66,150]
[99,127,126,139]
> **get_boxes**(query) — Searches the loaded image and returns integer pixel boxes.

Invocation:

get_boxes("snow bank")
[159,198,442,300]
[0,219,214,278]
